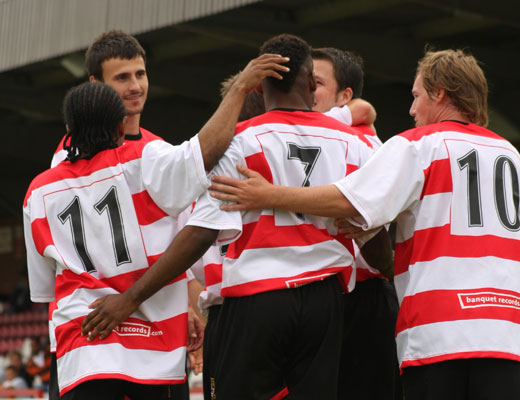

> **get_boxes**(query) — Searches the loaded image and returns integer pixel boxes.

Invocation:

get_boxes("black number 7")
[287,142,321,218]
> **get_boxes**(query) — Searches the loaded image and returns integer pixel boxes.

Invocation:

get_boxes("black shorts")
[338,278,401,400]
[402,358,520,400]
[213,275,344,400]
[60,379,176,400]
[203,304,222,400]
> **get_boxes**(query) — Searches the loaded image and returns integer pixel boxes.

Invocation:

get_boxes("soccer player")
[24,47,289,398]
[209,49,520,400]
[80,33,393,399]
[312,47,401,400]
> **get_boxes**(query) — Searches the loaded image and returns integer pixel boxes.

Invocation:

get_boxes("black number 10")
[457,149,520,231]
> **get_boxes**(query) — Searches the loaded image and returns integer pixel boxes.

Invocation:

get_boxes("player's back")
[189,109,373,297]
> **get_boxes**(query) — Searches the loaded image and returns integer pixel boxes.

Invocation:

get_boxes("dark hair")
[259,34,311,93]
[220,72,265,121]
[62,82,126,162]
[85,30,146,80]
[311,48,364,98]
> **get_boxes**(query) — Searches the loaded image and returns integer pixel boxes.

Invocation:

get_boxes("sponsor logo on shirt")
[113,322,152,337]
[458,291,520,310]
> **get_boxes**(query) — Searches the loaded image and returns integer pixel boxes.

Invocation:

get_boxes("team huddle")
[23,30,520,400]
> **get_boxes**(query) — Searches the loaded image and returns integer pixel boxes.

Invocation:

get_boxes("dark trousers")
[213,276,344,400]
[338,278,402,399]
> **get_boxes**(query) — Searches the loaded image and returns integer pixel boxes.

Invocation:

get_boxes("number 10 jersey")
[335,120,520,370]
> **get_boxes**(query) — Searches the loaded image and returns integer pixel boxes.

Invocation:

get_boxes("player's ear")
[256,84,264,95]
[89,75,100,83]
[337,87,353,105]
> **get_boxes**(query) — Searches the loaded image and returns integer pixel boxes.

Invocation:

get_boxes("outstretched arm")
[209,164,359,218]
[198,54,289,170]
[81,226,218,341]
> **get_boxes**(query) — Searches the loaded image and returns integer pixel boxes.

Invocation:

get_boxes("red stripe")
[225,215,339,260]
[55,269,186,301]
[270,387,289,400]
[221,266,347,297]
[356,268,384,282]
[400,351,520,370]
[204,263,223,287]
[346,163,358,175]
[60,372,186,397]
[132,191,168,225]
[31,217,53,255]
[245,152,273,183]
[396,288,520,335]
[235,110,373,147]
[394,224,520,275]
[421,158,452,199]
[337,267,354,293]
[352,124,377,137]
[55,313,187,358]
[399,121,506,142]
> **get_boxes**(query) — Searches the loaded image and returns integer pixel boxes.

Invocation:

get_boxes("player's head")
[85,30,148,116]
[62,82,126,162]
[259,34,313,95]
[311,47,364,112]
[220,72,265,122]
[411,49,488,127]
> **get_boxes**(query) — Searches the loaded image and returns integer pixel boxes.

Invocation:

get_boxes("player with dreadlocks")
[62,82,127,162]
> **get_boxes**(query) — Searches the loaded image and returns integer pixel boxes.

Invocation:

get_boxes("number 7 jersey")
[335,120,520,370]
[188,109,374,297]
[23,135,209,395]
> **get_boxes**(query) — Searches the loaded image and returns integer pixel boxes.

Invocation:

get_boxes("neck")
[265,92,312,112]
[125,114,141,135]
[437,104,469,124]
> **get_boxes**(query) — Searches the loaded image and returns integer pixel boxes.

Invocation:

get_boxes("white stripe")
[222,240,353,289]
[140,215,177,256]
[395,256,520,304]
[57,343,186,392]
[55,279,187,327]
[396,318,520,367]
[414,192,451,231]
[121,158,145,195]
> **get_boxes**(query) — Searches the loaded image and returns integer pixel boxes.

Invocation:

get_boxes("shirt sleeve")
[186,139,244,246]
[334,136,425,229]
[324,105,352,126]
[141,136,210,217]
[23,202,56,303]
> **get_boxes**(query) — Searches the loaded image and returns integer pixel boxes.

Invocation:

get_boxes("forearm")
[349,98,376,126]
[268,184,359,218]
[125,226,218,307]
[198,84,247,170]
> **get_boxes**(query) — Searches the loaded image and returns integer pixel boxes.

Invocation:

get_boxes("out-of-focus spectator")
[6,350,32,388]
[25,338,51,390]
[1,365,28,389]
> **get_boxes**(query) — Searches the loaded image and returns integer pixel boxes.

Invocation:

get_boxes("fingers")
[236,164,260,178]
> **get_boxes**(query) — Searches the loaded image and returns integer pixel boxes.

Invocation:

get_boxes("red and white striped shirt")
[188,109,374,297]
[335,121,520,369]
[24,135,209,395]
